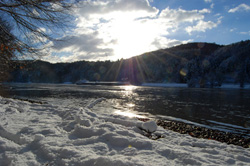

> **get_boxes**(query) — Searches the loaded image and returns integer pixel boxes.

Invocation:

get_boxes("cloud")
[204,0,214,8]
[204,0,212,3]
[159,8,209,23]
[185,19,220,35]
[228,4,250,13]
[76,0,158,18]
[199,9,211,14]
[151,37,191,49]
[230,28,237,32]
[210,3,214,9]
[240,31,250,35]
[47,0,219,62]
[51,32,114,62]
[53,33,112,54]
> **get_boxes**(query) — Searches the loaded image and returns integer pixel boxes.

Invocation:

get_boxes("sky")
[43,0,250,63]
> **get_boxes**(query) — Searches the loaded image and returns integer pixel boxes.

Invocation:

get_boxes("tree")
[0,18,16,82]
[0,0,74,81]
[186,57,202,87]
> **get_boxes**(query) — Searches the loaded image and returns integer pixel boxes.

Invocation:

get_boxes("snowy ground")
[0,96,250,166]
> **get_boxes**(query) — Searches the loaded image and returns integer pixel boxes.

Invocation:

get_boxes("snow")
[0,96,250,166]
[141,121,158,133]
[142,83,250,89]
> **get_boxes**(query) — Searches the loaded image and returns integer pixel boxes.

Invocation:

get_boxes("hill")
[8,40,250,87]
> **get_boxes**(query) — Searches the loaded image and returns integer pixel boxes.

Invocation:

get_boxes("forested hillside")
[8,40,250,87]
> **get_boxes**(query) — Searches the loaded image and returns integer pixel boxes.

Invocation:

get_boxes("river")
[1,83,250,136]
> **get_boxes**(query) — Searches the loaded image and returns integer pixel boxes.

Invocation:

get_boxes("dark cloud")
[52,33,113,55]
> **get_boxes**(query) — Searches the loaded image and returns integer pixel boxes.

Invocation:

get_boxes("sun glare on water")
[124,85,136,91]
[113,85,145,118]
[114,110,145,118]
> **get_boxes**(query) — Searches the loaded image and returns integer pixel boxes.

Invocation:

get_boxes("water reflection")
[124,85,136,91]
[114,110,145,118]
[113,86,144,118]
[122,85,137,98]
[115,86,250,134]
[126,103,135,108]
[2,83,250,135]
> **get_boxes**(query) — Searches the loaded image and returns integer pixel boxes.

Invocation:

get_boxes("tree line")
[8,40,250,88]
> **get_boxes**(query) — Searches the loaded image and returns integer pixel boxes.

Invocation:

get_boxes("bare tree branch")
[0,0,75,58]
[0,0,77,82]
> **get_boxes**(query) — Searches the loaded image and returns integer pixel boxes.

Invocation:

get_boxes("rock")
[141,121,158,133]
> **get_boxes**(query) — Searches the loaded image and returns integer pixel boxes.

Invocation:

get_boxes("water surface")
[2,83,250,135]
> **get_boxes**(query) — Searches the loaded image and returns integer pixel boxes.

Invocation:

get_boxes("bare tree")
[0,18,15,82]
[0,0,75,57]
[0,0,75,82]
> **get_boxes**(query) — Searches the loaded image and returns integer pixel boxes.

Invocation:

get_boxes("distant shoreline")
[141,83,250,89]
[2,82,250,89]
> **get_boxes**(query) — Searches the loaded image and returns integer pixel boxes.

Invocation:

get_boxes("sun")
[113,19,156,59]
[99,12,159,60]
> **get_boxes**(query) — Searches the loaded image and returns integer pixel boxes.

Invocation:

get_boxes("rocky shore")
[156,119,250,148]
[137,118,250,148]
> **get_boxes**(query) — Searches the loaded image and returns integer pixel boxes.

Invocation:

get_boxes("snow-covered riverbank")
[0,96,250,166]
